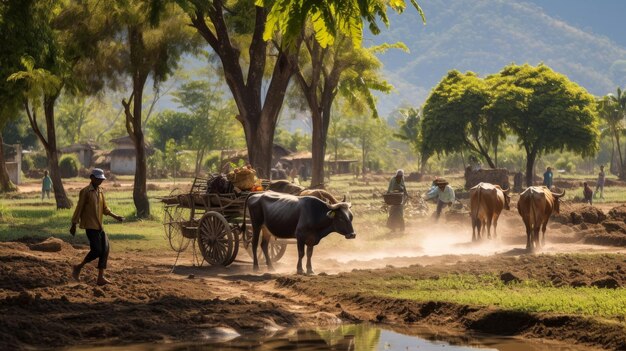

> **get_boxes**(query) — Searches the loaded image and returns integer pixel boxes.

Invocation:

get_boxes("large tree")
[111,1,200,217]
[294,33,397,186]
[179,0,298,178]
[597,88,626,179]
[488,64,599,186]
[394,106,424,171]
[421,70,505,169]
[6,0,121,207]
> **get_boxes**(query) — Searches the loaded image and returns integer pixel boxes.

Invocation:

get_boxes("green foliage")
[421,70,504,168]
[489,64,600,158]
[203,153,221,173]
[274,128,310,152]
[260,0,425,49]
[164,139,182,177]
[58,154,79,178]
[2,116,39,149]
[21,156,34,172]
[149,110,197,151]
[28,152,49,170]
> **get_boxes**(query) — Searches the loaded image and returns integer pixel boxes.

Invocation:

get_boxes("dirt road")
[2,220,626,351]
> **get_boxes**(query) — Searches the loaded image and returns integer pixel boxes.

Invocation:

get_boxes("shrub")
[29,152,48,169]
[59,155,79,178]
[21,156,34,172]
[204,154,221,173]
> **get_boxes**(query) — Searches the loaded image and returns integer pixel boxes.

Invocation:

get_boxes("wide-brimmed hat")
[434,178,448,185]
[90,168,106,180]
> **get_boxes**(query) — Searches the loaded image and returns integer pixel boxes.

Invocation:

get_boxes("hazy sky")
[527,0,626,47]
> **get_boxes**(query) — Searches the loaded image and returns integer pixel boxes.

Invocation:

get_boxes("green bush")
[204,154,221,173]
[21,156,34,172]
[29,152,48,169]
[59,154,79,178]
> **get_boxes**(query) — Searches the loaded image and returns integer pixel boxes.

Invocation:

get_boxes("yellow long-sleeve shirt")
[71,184,113,230]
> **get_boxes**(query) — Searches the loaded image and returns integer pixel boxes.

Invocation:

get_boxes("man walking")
[70,168,124,285]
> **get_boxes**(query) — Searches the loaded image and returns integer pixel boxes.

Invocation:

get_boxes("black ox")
[244,191,356,274]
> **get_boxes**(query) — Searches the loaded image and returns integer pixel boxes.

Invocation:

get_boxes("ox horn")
[551,189,565,198]
[502,187,511,195]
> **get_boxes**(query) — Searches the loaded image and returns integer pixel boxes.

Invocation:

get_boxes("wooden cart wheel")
[197,211,239,266]
[243,226,287,264]
[163,204,191,253]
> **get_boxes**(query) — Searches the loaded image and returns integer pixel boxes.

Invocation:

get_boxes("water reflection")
[66,323,586,351]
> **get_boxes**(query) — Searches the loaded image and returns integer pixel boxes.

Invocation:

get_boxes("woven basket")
[383,193,404,205]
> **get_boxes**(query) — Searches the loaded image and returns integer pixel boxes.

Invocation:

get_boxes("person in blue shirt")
[41,170,52,201]
[424,178,455,221]
[543,167,553,189]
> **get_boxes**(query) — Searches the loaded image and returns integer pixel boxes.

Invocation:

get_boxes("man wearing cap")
[424,178,455,221]
[70,168,124,285]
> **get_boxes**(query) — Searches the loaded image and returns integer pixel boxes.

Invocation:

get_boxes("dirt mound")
[569,206,607,225]
[0,244,303,350]
[29,237,66,252]
[608,204,626,221]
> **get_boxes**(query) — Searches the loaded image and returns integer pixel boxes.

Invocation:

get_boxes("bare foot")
[72,265,81,282]
[96,277,112,286]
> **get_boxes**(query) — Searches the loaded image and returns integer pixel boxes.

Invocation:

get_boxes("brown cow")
[517,186,565,252]
[469,182,510,241]
[299,189,345,204]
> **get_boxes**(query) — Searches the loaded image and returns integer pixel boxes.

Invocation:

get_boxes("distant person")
[386,169,408,232]
[513,171,523,192]
[299,164,308,182]
[542,167,553,189]
[583,182,593,205]
[594,165,605,199]
[423,178,455,221]
[41,170,52,200]
[70,168,124,286]
[289,167,299,185]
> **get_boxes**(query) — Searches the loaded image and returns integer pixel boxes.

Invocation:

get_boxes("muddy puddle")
[64,324,586,351]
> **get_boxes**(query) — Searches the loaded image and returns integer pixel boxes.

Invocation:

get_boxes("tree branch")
[23,100,49,150]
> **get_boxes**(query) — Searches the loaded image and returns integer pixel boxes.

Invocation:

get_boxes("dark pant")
[84,229,109,269]
[387,204,405,231]
[435,200,450,220]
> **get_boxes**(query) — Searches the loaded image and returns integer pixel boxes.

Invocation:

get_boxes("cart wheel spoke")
[197,212,236,266]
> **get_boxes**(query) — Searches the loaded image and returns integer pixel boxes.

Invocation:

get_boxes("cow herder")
[424,178,455,221]
[386,169,408,232]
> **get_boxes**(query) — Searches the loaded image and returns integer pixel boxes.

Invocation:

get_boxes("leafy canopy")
[487,63,599,158]
[259,0,425,49]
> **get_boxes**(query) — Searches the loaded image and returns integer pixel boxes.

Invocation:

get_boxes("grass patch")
[374,274,626,320]
[0,189,171,252]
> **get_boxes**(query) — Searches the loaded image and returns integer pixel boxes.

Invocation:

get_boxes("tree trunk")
[44,96,72,209]
[0,133,17,192]
[310,108,326,187]
[614,129,624,179]
[525,151,537,187]
[131,83,150,218]
[242,115,274,179]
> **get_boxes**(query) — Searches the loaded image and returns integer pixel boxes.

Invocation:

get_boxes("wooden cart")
[161,176,288,266]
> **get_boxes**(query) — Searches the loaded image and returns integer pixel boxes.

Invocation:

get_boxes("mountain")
[369,0,626,117]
